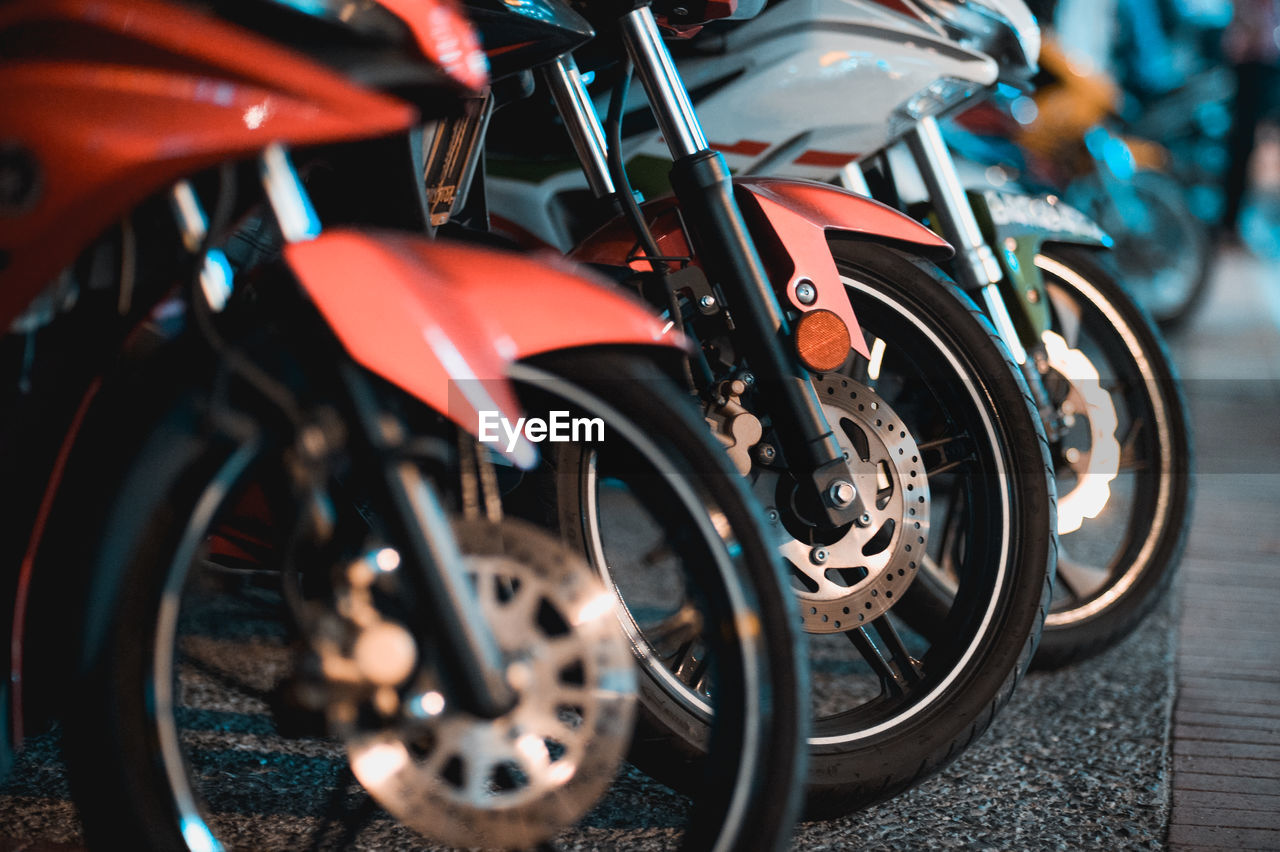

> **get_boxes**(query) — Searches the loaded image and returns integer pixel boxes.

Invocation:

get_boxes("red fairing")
[572,177,954,361]
[284,231,684,462]
[0,0,418,327]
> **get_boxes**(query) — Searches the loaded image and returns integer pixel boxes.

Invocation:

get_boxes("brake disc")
[1041,330,1121,534]
[758,375,929,633]
[345,518,636,849]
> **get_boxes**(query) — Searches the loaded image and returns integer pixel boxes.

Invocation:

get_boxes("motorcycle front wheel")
[560,241,1056,818]
[908,244,1194,667]
[54,345,806,851]
[1030,245,1193,667]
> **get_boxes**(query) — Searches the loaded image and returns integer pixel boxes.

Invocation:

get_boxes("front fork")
[177,146,517,720]
[903,116,1058,430]
[543,12,866,527]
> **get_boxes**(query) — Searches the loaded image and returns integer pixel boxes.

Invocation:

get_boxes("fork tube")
[904,116,1028,364]
[341,362,516,719]
[618,6,863,526]
[540,56,616,198]
[617,9,707,159]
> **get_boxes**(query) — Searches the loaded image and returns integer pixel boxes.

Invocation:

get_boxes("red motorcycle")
[0,0,806,848]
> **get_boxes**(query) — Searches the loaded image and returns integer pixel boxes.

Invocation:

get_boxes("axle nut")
[828,480,857,508]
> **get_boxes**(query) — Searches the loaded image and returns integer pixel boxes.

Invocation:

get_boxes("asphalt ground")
[0,592,1176,851]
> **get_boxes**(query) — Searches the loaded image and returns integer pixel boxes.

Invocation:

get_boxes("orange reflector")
[795,309,851,373]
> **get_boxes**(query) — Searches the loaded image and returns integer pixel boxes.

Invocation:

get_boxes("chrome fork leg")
[540,56,616,198]
[836,162,872,197]
[904,116,1028,364]
[617,8,708,160]
[613,7,866,527]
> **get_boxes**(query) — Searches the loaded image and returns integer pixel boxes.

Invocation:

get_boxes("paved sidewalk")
[1167,248,1280,851]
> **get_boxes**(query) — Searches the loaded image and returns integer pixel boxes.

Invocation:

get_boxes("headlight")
[914,0,1041,81]
[890,76,983,136]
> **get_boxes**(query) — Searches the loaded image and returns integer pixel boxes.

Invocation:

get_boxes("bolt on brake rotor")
[758,375,929,633]
[344,518,636,850]
[1041,330,1121,535]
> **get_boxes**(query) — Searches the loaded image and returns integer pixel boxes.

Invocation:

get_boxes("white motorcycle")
[488,0,1192,671]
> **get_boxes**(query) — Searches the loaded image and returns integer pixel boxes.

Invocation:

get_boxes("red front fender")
[571,177,954,360]
[285,230,683,465]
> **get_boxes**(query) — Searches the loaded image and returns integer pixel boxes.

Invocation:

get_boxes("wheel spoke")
[846,626,905,697]
[847,341,875,384]
[645,603,703,655]
[925,454,976,478]
[918,432,977,478]
[871,616,925,686]
[676,650,710,692]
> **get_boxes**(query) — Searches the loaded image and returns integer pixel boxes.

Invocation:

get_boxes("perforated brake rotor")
[346,518,637,850]
[1041,330,1121,535]
[758,376,930,634]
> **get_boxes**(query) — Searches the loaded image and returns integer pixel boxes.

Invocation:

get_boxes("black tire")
[559,240,1056,820]
[1075,169,1214,331]
[58,347,806,852]
[1028,245,1194,668]
[515,349,807,852]
[804,241,1054,817]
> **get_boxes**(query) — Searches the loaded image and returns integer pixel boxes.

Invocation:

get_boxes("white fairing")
[485,0,1021,247]
[628,0,997,180]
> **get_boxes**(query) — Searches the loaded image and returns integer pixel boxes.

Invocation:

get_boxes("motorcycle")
[474,0,1057,817]
[949,37,1216,329]
[587,0,1190,668]
[0,0,807,848]
[487,0,1193,670]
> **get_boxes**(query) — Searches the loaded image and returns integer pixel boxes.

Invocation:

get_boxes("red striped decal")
[484,40,536,58]
[864,0,921,18]
[795,149,860,167]
[710,139,771,156]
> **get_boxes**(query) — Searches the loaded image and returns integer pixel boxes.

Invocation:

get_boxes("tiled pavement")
[1166,248,1280,851]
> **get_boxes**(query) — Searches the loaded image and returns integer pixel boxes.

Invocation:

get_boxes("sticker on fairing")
[982,190,1110,244]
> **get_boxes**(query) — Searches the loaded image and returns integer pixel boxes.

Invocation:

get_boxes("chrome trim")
[541,56,616,198]
[618,8,708,159]
[837,162,872,196]
[980,282,1028,364]
[904,117,1003,288]
[259,143,321,243]
[169,181,208,253]
[168,181,234,312]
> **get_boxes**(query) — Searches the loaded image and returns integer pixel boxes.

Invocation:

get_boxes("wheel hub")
[343,518,636,849]
[757,375,929,633]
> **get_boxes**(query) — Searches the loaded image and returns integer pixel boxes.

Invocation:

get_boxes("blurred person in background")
[1220,0,1280,245]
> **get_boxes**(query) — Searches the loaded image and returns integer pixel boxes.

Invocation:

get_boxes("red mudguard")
[571,177,954,360]
[284,230,684,464]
